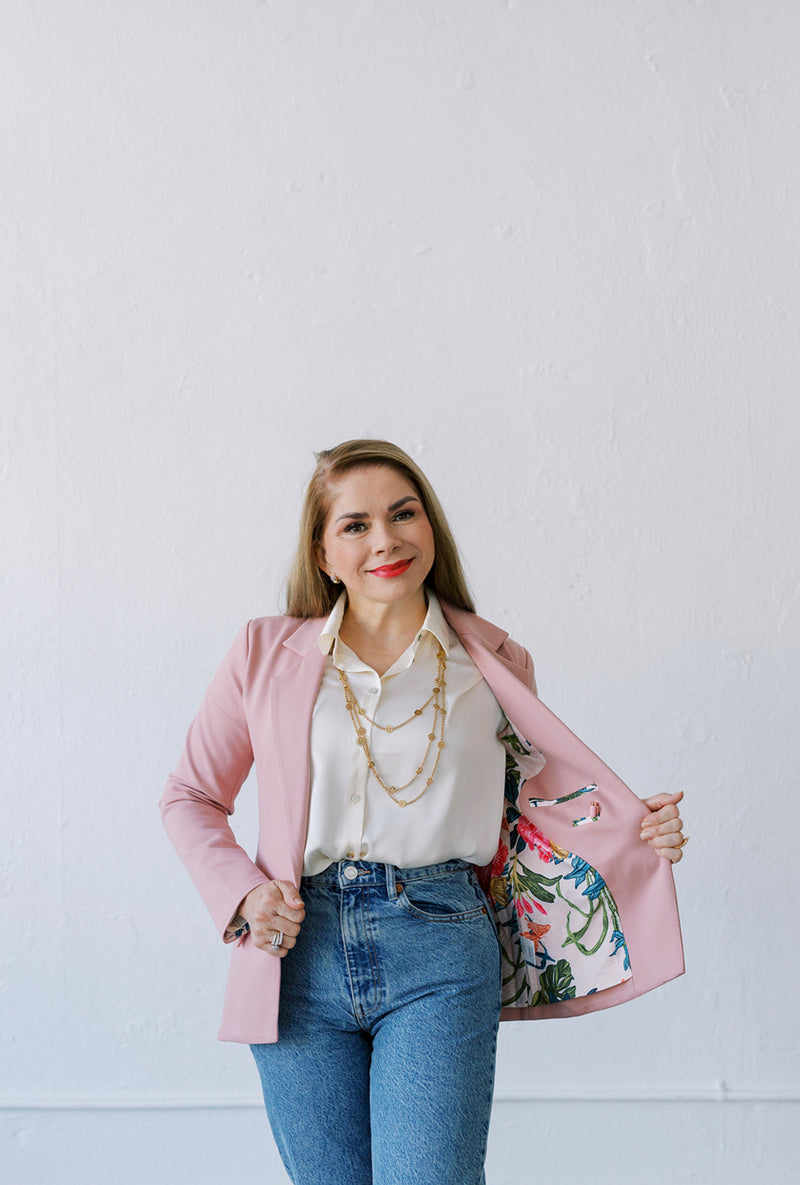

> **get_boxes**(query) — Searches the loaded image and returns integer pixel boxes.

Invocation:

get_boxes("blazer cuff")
[218,870,270,943]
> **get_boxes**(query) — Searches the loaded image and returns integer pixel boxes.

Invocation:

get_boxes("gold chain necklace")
[337,646,447,807]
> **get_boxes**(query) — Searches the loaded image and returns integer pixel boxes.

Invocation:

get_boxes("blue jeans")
[250,858,502,1185]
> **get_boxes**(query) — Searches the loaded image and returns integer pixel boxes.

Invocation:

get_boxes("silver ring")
[270,930,283,951]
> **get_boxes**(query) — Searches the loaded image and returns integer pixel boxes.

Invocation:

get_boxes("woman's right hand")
[239,880,305,957]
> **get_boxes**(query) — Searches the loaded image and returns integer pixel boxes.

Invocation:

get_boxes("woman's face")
[317,465,435,616]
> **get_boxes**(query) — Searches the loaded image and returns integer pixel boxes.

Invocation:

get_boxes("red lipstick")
[369,558,414,578]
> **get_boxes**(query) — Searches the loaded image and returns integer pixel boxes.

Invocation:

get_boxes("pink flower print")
[491,842,509,879]
[516,817,555,864]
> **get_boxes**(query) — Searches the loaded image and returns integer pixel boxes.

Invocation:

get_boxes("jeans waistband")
[301,858,473,891]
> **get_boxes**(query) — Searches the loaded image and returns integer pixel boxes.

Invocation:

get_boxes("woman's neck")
[339,591,428,675]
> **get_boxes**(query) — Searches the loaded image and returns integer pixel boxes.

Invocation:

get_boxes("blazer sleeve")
[159,623,269,941]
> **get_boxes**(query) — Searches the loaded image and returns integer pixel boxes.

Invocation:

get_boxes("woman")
[161,439,685,1185]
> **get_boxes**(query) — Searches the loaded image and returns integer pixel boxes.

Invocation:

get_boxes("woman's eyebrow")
[335,496,419,524]
[335,511,368,522]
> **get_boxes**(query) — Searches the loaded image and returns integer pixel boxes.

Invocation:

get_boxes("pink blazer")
[160,605,684,1043]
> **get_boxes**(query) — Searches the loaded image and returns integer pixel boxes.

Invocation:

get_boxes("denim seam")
[339,886,384,1029]
[359,888,384,1020]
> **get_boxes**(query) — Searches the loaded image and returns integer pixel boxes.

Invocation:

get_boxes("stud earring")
[331,573,341,584]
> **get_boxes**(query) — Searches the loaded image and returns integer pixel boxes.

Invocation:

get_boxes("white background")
[3,2,798,1182]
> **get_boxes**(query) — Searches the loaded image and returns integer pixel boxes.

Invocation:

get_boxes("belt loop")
[385,863,398,899]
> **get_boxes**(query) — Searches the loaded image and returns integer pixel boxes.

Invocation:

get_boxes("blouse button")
[351,794,361,804]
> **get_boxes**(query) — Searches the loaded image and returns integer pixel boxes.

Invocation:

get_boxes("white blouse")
[304,592,512,875]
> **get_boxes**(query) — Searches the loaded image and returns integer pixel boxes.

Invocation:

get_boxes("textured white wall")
[3,1,799,1182]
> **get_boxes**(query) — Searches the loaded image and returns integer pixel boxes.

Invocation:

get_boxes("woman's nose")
[372,522,400,553]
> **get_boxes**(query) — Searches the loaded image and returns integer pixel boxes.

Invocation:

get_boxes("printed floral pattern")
[490,720,632,1008]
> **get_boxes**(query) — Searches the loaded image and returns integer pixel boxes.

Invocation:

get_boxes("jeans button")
[343,865,359,880]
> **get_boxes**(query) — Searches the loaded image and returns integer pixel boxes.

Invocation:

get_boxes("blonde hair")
[285,439,475,618]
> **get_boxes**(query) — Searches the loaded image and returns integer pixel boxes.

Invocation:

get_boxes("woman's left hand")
[640,791,687,863]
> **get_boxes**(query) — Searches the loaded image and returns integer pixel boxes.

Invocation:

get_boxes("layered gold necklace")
[337,646,447,807]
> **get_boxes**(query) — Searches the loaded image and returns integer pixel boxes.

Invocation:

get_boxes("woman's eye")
[341,509,414,534]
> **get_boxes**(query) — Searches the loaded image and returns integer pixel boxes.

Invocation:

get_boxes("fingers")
[641,815,683,850]
[646,836,686,864]
[640,815,687,864]
[640,792,683,831]
[646,826,682,847]
[240,879,305,957]
[641,815,683,839]
[641,790,683,817]
[638,792,686,862]
[272,880,305,919]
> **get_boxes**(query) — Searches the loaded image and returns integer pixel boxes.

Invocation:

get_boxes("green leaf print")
[530,960,576,1005]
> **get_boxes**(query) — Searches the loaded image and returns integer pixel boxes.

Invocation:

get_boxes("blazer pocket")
[527,783,600,826]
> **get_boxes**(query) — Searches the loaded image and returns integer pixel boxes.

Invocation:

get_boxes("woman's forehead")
[326,464,419,506]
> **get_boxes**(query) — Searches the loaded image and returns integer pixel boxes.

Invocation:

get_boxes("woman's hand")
[239,880,305,957]
[640,791,687,863]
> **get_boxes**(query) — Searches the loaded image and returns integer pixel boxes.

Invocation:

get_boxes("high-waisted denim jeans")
[250,858,502,1185]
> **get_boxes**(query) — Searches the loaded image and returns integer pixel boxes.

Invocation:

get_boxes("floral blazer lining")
[490,719,631,1008]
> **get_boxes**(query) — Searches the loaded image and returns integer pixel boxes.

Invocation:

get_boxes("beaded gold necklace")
[337,646,447,808]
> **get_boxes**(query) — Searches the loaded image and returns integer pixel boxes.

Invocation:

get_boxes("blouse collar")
[317,589,451,661]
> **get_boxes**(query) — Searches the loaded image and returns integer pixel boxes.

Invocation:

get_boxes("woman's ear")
[316,545,335,582]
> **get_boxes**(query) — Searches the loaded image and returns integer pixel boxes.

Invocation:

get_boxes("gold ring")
[677,835,690,848]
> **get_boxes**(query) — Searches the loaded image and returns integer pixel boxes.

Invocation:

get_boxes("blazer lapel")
[441,603,538,740]
[266,618,327,880]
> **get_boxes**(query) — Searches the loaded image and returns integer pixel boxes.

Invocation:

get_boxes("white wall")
[3,2,799,1182]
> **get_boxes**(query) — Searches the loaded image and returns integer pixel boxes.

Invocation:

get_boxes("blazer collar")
[282,615,329,657]
[440,602,510,653]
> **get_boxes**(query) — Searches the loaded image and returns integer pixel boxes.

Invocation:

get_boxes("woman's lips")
[368,558,414,578]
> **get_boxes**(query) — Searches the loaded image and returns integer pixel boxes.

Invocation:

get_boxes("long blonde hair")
[285,439,475,618]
